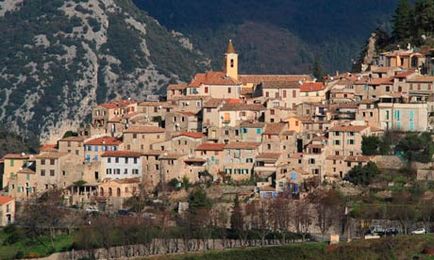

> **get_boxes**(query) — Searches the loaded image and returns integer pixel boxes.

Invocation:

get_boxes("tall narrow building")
[224,39,238,80]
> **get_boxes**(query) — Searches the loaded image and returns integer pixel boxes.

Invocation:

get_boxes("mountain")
[134,0,398,74]
[0,0,208,141]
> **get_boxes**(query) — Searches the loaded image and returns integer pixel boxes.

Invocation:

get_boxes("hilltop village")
[1,41,434,222]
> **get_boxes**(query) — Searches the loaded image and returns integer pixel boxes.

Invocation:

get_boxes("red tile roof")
[354,77,393,86]
[262,81,301,89]
[84,136,122,146]
[0,196,13,205]
[190,71,240,87]
[35,152,68,159]
[256,153,281,161]
[102,151,143,158]
[328,125,368,132]
[238,74,312,84]
[263,123,286,135]
[175,132,205,139]
[300,82,326,92]
[167,83,188,90]
[395,70,416,79]
[195,143,226,151]
[220,103,265,112]
[123,125,165,134]
[224,142,260,150]
[40,144,57,152]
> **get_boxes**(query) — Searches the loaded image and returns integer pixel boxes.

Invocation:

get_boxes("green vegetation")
[345,162,381,186]
[134,0,396,73]
[362,132,434,164]
[0,227,73,259]
[0,129,39,158]
[163,235,434,260]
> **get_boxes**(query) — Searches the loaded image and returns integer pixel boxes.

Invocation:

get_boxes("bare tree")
[309,189,344,238]
[270,197,292,243]
[292,199,312,241]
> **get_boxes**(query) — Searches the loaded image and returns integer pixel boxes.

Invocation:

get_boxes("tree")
[392,0,414,40]
[270,197,292,243]
[414,0,434,39]
[309,189,344,238]
[312,56,325,82]
[292,200,312,241]
[345,162,380,186]
[230,195,247,243]
[362,135,381,155]
[396,132,434,163]
[19,189,68,250]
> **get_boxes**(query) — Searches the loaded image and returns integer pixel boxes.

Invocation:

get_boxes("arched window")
[108,187,112,197]
[230,59,234,68]
[117,188,121,197]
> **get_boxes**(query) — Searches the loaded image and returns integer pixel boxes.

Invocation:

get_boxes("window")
[270,109,275,115]
[385,86,390,92]
[50,159,55,165]
[50,170,55,176]
[334,140,340,145]
[265,92,269,97]
[292,90,296,98]
[134,158,138,164]
[63,171,66,176]
[267,144,271,150]
[205,87,209,94]
[115,157,119,163]
[133,133,137,139]
[41,159,45,165]
[108,157,111,163]
[283,90,287,98]
[124,169,128,174]
[41,170,46,176]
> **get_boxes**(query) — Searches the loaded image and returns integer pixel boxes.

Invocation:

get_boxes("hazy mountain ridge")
[0,0,208,141]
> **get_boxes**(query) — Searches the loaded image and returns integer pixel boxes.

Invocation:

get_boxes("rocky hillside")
[0,0,208,141]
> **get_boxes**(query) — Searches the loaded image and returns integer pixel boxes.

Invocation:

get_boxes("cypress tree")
[414,0,434,38]
[312,56,325,82]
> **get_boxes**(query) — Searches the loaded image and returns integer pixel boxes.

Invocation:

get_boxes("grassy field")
[155,235,434,260]
[0,230,74,259]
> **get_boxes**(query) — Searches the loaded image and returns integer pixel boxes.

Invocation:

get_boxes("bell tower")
[224,39,238,80]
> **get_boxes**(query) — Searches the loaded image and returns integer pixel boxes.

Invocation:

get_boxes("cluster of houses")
[1,41,434,219]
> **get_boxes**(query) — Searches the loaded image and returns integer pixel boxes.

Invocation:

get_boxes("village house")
[58,136,85,157]
[195,143,226,178]
[299,82,328,103]
[165,110,200,133]
[84,136,122,162]
[101,151,144,180]
[1,153,31,190]
[223,142,260,182]
[123,125,165,152]
[0,196,15,226]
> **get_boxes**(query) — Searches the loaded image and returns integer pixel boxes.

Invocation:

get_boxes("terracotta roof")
[354,77,393,86]
[238,74,312,85]
[2,154,30,160]
[85,136,122,146]
[174,132,205,139]
[263,123,286,135]
[139,101,167,107]
[123,125,165,134]
[99,99,136,109]
[226,39,236,54]
[300,82,326,92]
[0,196,13,205]
[220,103,265,112]
[40,144,57,152]
[240,121,265,128]
[171,95,208,101]
[406,76,434,83]
[328,125,368,132]
[167,83,188,90]
[195,143,226,151]
[256,153,281,161]
[204,98,225,108]
[59,136,85,142]
[35,152,68,159]
[371,66,394,73]
[224,142,260,150]
[190,71,240,87]
[102,151,143,158]
[395,70,416,79]
[262,81,300,89]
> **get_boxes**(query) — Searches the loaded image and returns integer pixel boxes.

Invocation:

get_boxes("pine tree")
[414,0,434,39]
[392,0,413,40]
[312,56,324,82]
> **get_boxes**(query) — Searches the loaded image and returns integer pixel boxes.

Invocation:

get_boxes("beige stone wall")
[2,158,27,189]
[123,132,164,152]
[0,199,15,227]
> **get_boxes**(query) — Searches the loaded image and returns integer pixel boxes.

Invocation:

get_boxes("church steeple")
[224,39,238,80]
